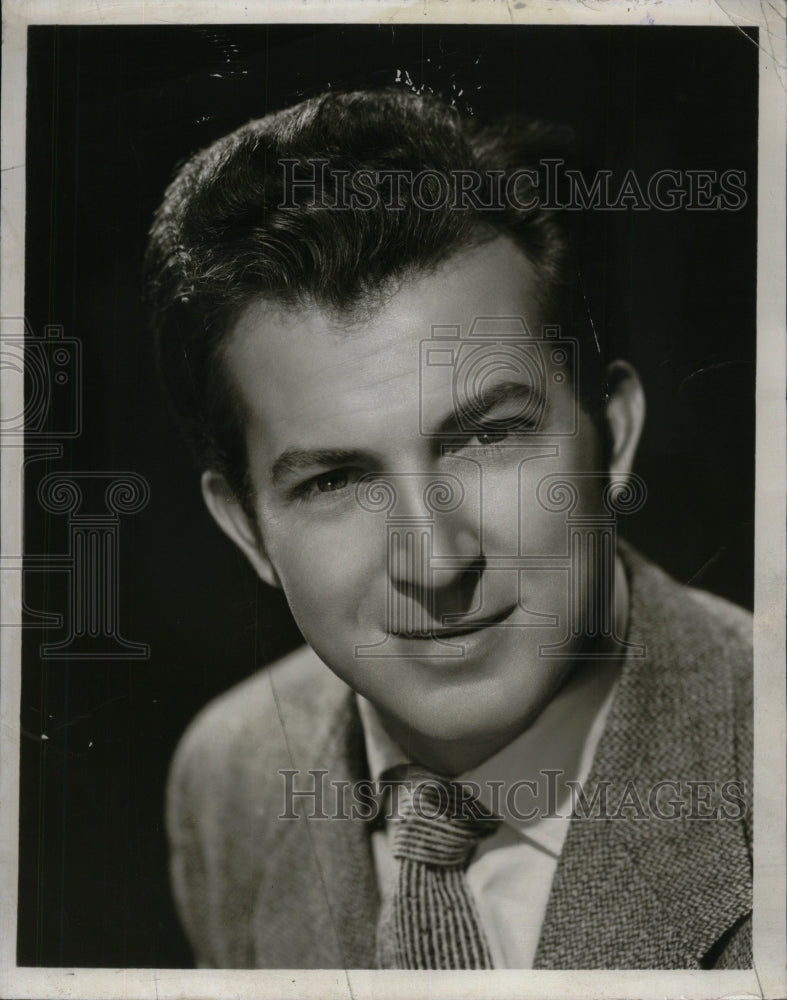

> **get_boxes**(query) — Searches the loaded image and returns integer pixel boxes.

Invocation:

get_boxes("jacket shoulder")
[623,542,752,678]
[168,644,344,807]
[622,545,753,831]
[165,645,351,966]
[621,543,753,790]
[679,584,752,654]
[673,581,753,764]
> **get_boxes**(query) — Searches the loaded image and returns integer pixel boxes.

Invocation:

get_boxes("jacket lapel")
[534,548,752,968]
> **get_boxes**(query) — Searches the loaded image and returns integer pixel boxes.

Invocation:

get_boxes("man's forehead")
[224,238,545,366]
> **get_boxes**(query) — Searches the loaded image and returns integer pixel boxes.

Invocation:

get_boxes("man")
[146,89,752,969]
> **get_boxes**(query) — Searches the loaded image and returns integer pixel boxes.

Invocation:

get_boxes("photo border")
[1,1,784,998]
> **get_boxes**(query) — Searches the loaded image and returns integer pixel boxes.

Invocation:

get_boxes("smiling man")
[147,89,752,970]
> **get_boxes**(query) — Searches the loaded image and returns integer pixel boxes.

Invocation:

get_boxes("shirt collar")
[357,652,623,858]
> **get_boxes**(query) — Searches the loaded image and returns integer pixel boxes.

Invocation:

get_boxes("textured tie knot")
[390,774,499,869]
[376,767,500,968]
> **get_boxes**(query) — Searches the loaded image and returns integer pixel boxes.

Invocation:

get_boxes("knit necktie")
[375,768,500,969]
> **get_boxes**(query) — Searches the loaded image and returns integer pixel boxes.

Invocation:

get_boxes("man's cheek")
[275,536,360,611]
[278,549,342,597]
[280,572,353,652]
[519,569,568,621]
[516,503,571,558]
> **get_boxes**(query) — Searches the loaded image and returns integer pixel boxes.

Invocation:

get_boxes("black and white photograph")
[1,2,785,998]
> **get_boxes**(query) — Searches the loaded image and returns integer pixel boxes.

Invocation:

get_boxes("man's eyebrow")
[434,380,545,435]
[270,447,376,487]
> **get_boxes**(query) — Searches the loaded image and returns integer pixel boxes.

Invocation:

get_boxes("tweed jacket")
[166,544,753,969]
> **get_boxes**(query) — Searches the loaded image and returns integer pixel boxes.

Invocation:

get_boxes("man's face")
[218,238,615,763]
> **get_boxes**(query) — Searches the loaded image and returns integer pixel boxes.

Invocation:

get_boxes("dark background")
[19,24,757,967]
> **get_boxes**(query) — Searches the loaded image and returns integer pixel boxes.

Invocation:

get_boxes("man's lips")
[405,603,517,639]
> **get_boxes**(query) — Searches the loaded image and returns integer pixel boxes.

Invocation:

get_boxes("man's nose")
[383,474,482,618]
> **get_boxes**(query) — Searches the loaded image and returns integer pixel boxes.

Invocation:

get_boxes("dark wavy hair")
[145,88,602,516]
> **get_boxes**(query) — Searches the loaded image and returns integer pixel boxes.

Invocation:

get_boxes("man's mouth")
[406,604,517,639]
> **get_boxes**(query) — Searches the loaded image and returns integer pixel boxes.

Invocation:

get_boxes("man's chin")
[370,687,560,774]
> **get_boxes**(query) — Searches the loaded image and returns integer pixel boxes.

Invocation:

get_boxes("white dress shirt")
[357,654,622,968]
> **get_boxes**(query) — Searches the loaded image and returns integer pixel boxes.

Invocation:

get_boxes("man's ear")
[603,360,646,476]
[200,470,281,589]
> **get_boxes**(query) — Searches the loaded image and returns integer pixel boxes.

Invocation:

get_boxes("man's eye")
[294,467,362,502]
[313,469,351,493]
[443,426,513,454]
[474,428,508,447]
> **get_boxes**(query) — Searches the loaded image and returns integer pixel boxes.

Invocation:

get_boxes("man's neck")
[376,713,541,777]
